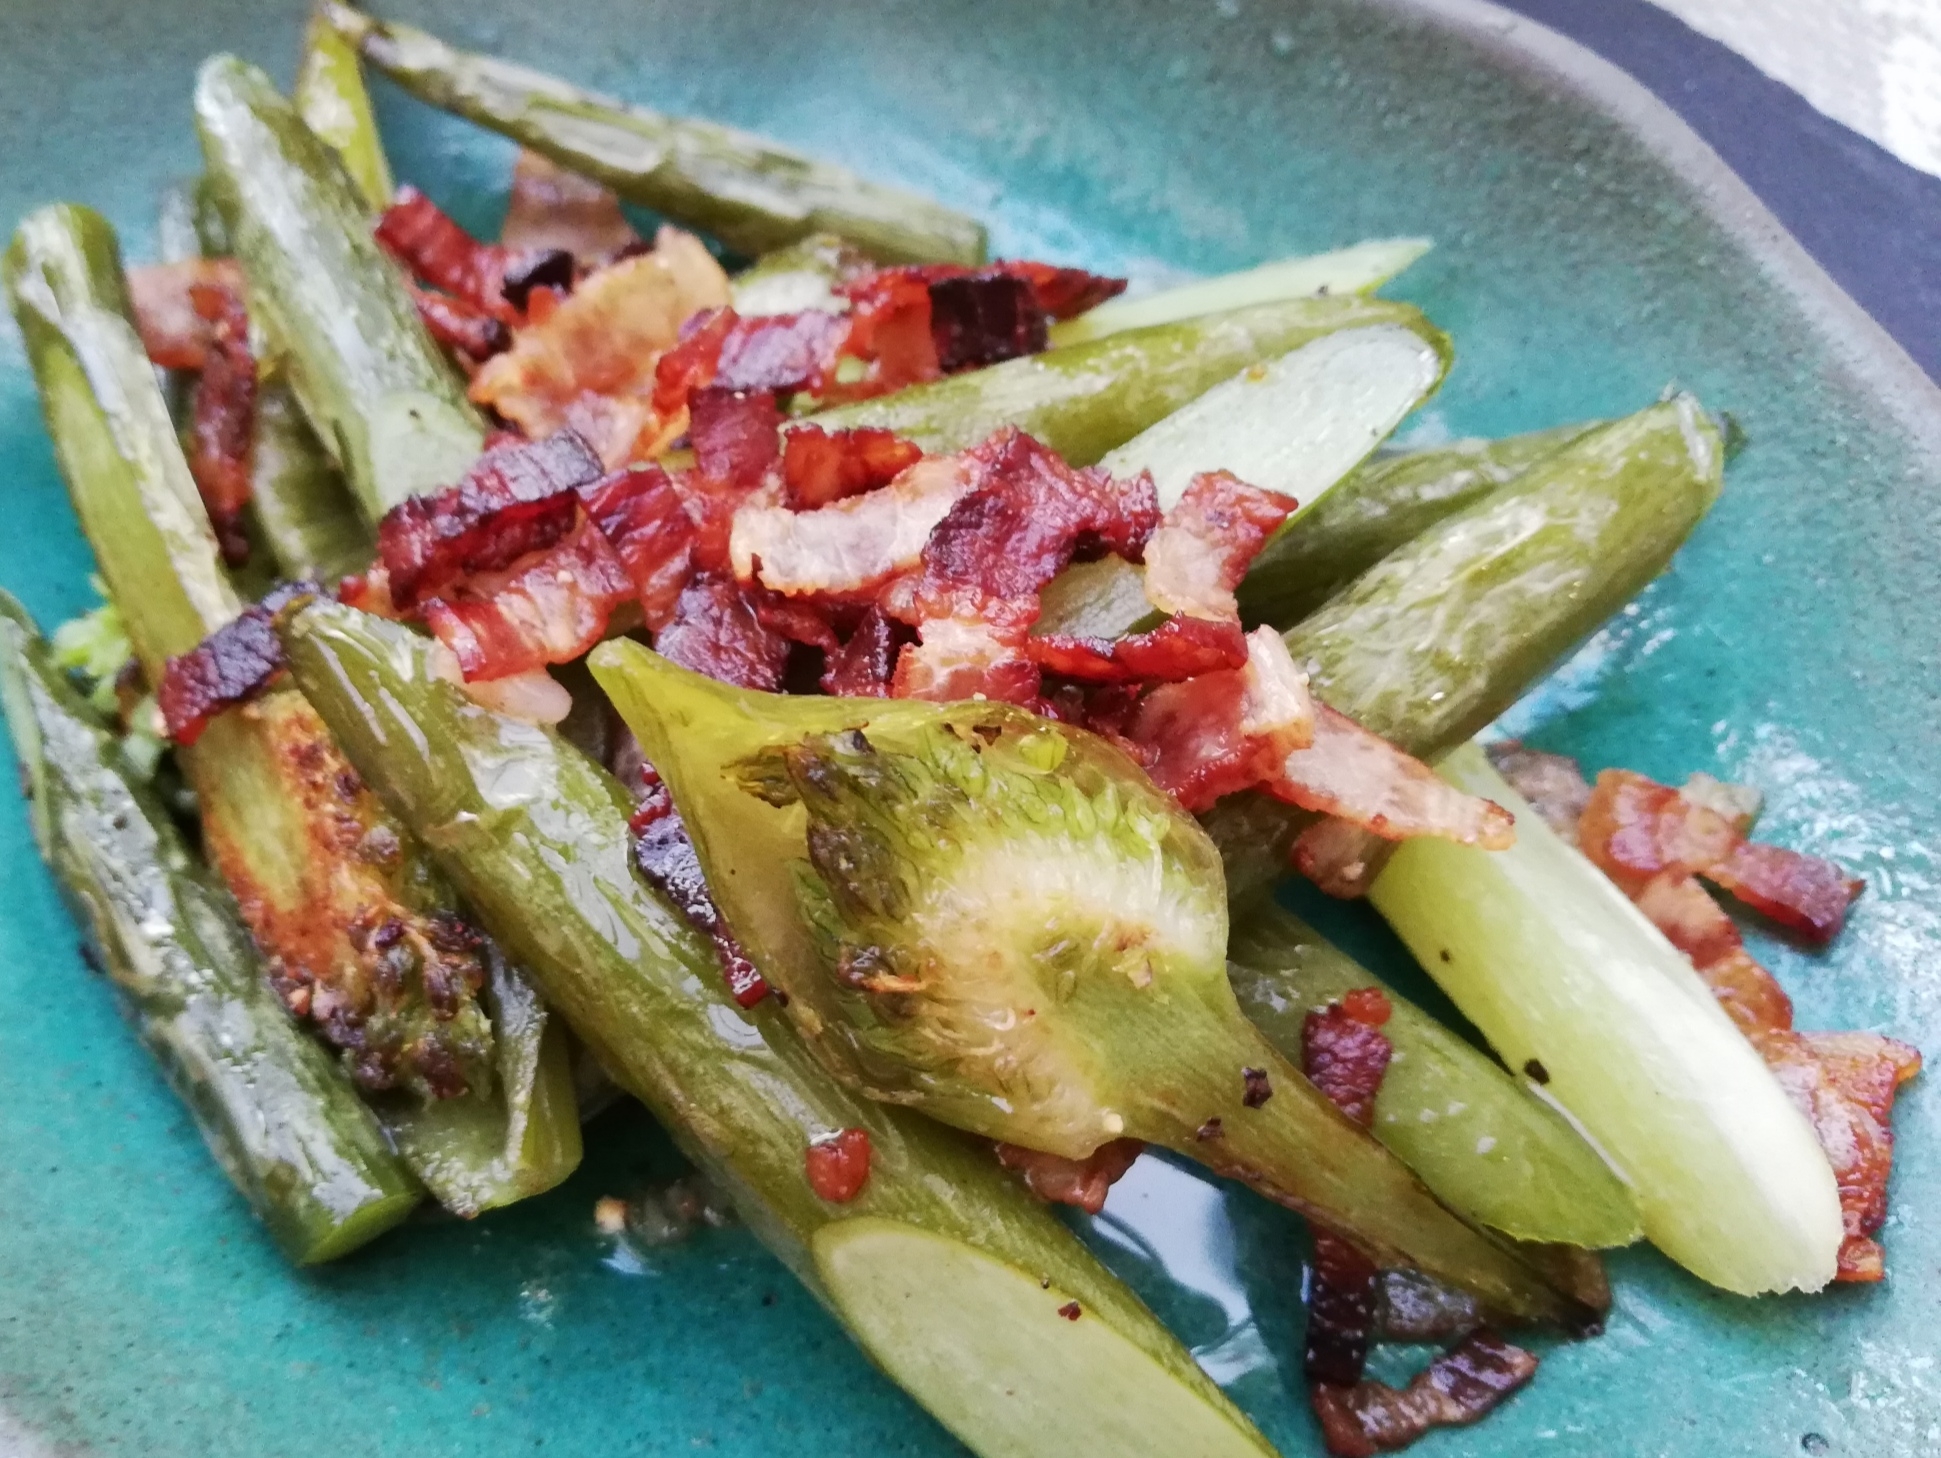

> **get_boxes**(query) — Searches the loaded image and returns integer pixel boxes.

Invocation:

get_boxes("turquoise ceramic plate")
[3,2,1936,1454]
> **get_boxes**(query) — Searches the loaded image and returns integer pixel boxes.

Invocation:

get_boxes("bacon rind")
[1709,840,1865,944]
[994,1138,1144,1215]
[782,425,925,510]
[1142,470,1299,622]
[653,574,792,692]
[891,616,1040,704]
[187,278,258,567]
[732,454,975,598]
[422,518,632,681]
[158,581,317,744]
[128,258,244,371]
[1310,1331,1539,1458]
[1271,705,1516,849]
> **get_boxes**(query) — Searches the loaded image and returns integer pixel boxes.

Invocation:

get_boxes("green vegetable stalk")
[1370,745,1843,1295]
[324,2,987,266]
[1208,396,1725,900]
[1234,422,1599,630]
[4,202,579,1217]
[731,232,873,317]
[0,592,420,1262]
[804,294,1447,463]
[1226,898,1638,1247]
[281,598,1281,1458]
[195,55,485,521]
[590,642,1594,1329]
[295,3,395,215]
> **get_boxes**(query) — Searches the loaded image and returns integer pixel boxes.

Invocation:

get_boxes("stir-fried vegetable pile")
[0,7,1917,1458]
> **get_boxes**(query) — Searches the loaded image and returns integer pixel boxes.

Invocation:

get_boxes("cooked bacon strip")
[651,306,849,416]
[653,574,792,691]
[994,1138,1144,1215]
[1142,471,1299,621]
[821,606,909,697]
[409,284,512,362]
[782,425,924,510]
[629,765,769,1006]
[1310,1331,1540,1458]
[471,230,731,468]
[422,518,632,680]
[1629,872,1795,1034]
[732,453,976,598]
[1271,706,1516,850]
[688,386,781,492]
[376,184,571,316]
[890,616,1041,703]
[928,273,1046,371]
[1027,614,1247,685]
[186,277,257,566]
[377,428,604,610]
[1579,768,1863,942]
[578,464,696,629]
[158,581,317,745]
[499,149,640,261]
[1125,627,1314,811]
[127,258,244,371]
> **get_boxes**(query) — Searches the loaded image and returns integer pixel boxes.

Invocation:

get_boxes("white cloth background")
[1648,0,1941,177]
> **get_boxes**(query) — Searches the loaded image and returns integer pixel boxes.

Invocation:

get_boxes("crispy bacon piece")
[732,454,976,599]
[1125,627,1315,811]
[805,1128,873,1203]
[1629,873,1795,1034]
[890,616,1041,703]
[688,386,781,492]
[927,273,1046,371]
[651,306,850,416]
[1579,769,1863,943]
[1270,706,1517,850]
[376,184,571,316]
[1310,1331,1540,1458]
[629,765,769,1007]
[377,428,604,610]
[158,581,317,745]
[1303,989,1395,1128]
[423,518,633,680]
[409,285,512,362]
[995,1138,1144,1215]
[782,425,925,509]
[821,607,911,697]
[471,230,731,467]
[127,258,244,371]
[499,149,640,261]
[186,276,257,566]
[578,464,697,629]
[1027,614,1247,685]
[653,574,792,691]
[1141,471,1299,622]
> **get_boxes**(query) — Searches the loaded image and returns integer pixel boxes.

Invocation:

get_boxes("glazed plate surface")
[2,1,1937,1454]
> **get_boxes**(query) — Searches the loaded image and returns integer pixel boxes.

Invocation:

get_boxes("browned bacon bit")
[409,284,513,363]
[1123,627,1314,810]
[376,184,571,317]
[1629,872,1795,1034]
[500,149,641,261]
[1307,1233,1383,1390]
[1241,1066,1274,1108]
[158,581,318,744]
[928,273,1047,372]
[127,258,245,371]
[805,1128,873,1203]
[1142,471,1299,622]
[995,258,1129,320]
[1309,1331,1539,1458]
[650,306,849,415]
[995,1138,1144,1215]
[688,386,782,491]
[752,591,842,655]
[1058,1302,1083,1321]
[821,607,913,697]
[187,276,257,566]
[1270,705,1517,851]
[630,766,770,1007]
[1578,768,1863,943]
[1027,615,1248,686]
[377,428,605,610]
[1291,819,1392,901]
[782,425,925,509]
[1375,1270,1482,1344]
[423,518,633,680]
[654,574,793,691]
[1303,990,1395,1128]
[579,464,698,629]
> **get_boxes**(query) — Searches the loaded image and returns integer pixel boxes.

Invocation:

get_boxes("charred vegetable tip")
[590,641,1595,1330]
[0,593,421,1262]
[323,2,988,266]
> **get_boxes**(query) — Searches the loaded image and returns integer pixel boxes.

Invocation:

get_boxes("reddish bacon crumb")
[377,428,605,610]
[1303,991,1396,1128]
[688,386,782,493]
[1027,614,1248,685]
[186,277,257,566]
[158,581,317,744]
[579,464,698,629]
[782,425,925,510]
[409,285,513,363]
[376,185,571,318]
[927,273,1046,371]
[1125,627,1314,810]
[653,574,792,691]
[423,517,633,681]
[629,766,769,1007]
[821,607,910,697]
[127,258,245,371]
[1141,470,1299,622]
[1310,1331,1540,1458]
[995,1138,1144,1215]
[650,306,849,416]
[805,1128,873,1203]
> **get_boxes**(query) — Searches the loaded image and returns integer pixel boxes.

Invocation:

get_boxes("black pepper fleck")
[1438,948,1452,964]
[1241,1067,1273,1108]
[1195,1118,1224,1141]
[1523,1059,1550,1085]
